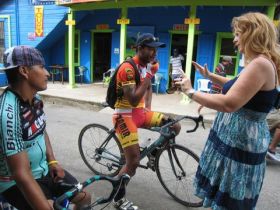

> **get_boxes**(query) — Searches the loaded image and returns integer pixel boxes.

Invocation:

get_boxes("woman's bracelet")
[48,160,58,166]
[186,89,196,99]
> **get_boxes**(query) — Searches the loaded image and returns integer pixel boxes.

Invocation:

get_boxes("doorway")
[169,34,198,87]
[92,32,112,81]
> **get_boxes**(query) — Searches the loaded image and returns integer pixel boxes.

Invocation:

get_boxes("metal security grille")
[0,21,4,63]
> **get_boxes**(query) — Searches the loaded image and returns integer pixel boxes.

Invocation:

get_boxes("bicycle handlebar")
[158,115,205,138]
[53,174,130,210]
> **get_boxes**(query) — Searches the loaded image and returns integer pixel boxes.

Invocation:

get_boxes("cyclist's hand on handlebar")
[49,164,65,182]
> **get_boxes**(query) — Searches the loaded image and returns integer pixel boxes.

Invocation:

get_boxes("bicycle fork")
[167,144,186,180]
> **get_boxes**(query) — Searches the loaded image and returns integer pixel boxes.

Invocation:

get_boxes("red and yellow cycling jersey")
[114,57,145,109]
[113,56,165,148]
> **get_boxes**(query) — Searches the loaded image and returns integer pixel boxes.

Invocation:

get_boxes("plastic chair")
[49,65,62,84]
[75,66,88,84]
[102,68,115,87]
[197,79,211,93]
[152,73,163,94]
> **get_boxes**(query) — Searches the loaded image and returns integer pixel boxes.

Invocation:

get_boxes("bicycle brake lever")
[201,120,205,129]
[198,115,205,129]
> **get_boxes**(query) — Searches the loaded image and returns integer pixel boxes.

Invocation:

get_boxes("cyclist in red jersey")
[112,33,181,210]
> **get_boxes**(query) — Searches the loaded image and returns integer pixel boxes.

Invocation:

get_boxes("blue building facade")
[0,0,277,92]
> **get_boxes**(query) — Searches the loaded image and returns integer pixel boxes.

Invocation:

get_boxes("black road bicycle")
[78,115,205,207]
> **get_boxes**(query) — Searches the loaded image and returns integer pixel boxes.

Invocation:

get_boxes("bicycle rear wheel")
[155,144,203,207]
[78,123,123,176]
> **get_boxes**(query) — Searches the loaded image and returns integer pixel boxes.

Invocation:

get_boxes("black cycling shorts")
[2,170,78,210]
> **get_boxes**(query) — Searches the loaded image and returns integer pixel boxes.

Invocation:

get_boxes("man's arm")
[123,77,152,107]
[2,98,52,209]
[119,63,153,107]
[44,130,56,162]
[44,130,65,181]
[209,66,229,86]
[144,83,153,110]
[179,54,184,61]
[7,152,53,210]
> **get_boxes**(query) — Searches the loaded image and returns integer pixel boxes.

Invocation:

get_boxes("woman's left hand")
[174,70,193,93]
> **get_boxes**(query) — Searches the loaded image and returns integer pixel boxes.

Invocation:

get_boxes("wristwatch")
[187,89,196,99]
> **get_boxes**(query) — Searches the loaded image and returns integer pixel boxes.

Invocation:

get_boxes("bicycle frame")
[79,115,204,207]
[139,126,173,160]
[95,129,124,167]
[97,115,204,171]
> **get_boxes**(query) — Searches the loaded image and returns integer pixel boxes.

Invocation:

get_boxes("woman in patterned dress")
[176,12,280,210]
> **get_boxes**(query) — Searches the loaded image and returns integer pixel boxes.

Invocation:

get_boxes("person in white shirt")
[167,48,184,93]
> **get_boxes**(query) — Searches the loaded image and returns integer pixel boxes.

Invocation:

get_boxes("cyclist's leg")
[113,114,140,176]
[2,185,32,210]
[141,110,181,136]
[267,128,280,161]
[159,114,181,136]
[113,113,140,208]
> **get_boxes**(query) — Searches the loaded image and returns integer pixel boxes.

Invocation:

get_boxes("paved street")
[45,103,280,210]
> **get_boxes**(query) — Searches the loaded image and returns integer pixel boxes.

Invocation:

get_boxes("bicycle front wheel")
[78,124,123,176]
[155,144,203,207]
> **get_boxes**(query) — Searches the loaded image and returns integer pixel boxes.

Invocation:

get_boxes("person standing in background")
[167,48,184,94]
[197,56,232,114]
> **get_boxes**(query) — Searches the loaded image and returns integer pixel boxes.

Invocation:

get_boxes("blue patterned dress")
[194,77,278,210]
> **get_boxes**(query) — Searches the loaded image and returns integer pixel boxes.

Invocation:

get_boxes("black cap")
[136,33,166,48]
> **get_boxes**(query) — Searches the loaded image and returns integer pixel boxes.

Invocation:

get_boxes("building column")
[181,5,197,104]
[185,5,197,79]
[67,9,76,88]
[267,6,276,19]
[119,7,128,63]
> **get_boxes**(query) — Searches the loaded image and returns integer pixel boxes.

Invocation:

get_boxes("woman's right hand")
[192,61,211,78]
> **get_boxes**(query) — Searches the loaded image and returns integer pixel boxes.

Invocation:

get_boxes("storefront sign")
[57,0,108,4]
[184,18,200,25]
[117,18,130,25]
[31,0,55,5]
[34,6,44,37]
[173,24,188,31]
[96,24,109,30]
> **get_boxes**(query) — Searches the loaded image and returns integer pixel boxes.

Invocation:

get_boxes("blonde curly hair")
[232,12,280,83]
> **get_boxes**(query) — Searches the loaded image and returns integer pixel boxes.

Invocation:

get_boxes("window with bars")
[65,31,80,66]
[0,21,5,64]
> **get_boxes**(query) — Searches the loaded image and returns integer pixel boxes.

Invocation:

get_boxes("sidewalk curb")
[40,94,215,124]
[40,94,103,111]
[0,87,215,124]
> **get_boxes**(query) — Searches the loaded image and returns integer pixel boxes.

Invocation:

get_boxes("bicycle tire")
[78,123,123,176]
[155,144,203,207]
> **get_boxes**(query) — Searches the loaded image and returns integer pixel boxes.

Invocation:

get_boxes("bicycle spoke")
[79,124,123,176]
[155,145,203,207]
